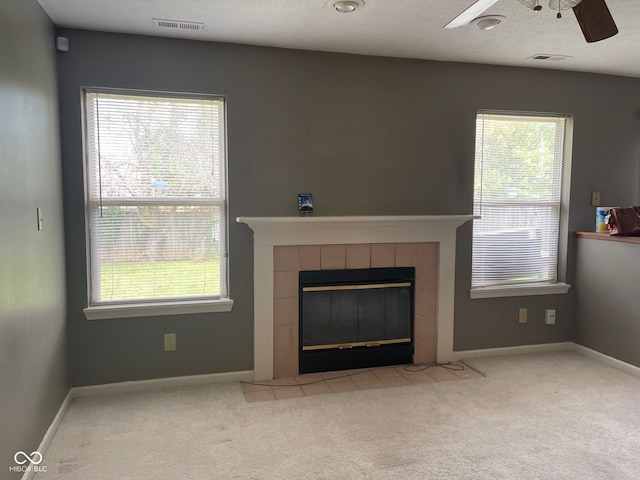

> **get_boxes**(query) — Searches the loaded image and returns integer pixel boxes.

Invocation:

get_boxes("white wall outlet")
[518,308,528,324]
[545,309,556,325]
[164,333,176,351]
[591,191,601,206]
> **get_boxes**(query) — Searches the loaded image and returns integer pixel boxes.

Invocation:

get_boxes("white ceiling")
[37,0,640,78]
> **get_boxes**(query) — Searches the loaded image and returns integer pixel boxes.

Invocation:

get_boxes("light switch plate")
[518,308,528,324]
[37,208,43,231]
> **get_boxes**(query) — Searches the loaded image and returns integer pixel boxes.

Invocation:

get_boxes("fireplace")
[299,267,415,374]
[237,215,475,381]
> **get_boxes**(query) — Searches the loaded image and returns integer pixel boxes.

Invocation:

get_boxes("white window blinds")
[83,90,227,304]
[472,113,565,288]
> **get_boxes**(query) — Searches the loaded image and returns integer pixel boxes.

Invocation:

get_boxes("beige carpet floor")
[35,351,640,479]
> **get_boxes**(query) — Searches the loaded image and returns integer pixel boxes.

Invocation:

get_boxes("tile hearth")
[241,361,484,403]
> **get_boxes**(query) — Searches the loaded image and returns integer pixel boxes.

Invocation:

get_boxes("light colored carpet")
[36,351,640,479]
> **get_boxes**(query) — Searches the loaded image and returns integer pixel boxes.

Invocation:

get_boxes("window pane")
[472,204,559,286]
[84,90,227,304]
[474,115,563,204]
[90,204,223,302]
[472,113,565,288]
[86,94,224,200]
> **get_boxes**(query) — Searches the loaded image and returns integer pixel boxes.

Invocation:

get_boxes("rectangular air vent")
[528,54,572,62]
[152,18,204,31]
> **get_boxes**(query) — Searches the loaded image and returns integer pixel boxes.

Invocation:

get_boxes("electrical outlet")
[518,308,528,324]
[591,191,601,206]
[164,333,176,351]
[545,309,556,325]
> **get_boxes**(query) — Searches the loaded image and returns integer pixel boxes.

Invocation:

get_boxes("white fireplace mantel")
[237,215,476,381]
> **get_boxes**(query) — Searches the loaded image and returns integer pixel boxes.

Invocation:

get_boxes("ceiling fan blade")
[444,0,500,29]
[572,0,618,43]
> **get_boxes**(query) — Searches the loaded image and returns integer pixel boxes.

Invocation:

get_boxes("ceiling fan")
[444,0,618,43]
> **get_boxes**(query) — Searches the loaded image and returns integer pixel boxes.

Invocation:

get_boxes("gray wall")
[0,0,68,475]
[55,29,640,386]
[575,238,640,367]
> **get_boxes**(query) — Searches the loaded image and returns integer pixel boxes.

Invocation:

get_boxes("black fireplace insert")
[299,267,415,374]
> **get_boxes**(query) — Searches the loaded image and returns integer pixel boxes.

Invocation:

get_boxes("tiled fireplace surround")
[238,216,474,381]
[273,242,437,378]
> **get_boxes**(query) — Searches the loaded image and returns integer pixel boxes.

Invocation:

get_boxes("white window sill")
[83,299,234,320]
[470,283,571,299]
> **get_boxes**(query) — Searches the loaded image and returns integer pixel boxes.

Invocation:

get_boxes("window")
[471,112,570,296]
[82,89,229,317]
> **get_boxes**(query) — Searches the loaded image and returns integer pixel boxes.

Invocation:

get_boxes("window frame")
[80,87,233,319]
[469,110,572,299]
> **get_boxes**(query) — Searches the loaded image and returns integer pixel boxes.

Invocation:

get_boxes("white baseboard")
[21,391,73,480]
[452,341,574,361]
[454,341,640,380]
[23,346,639,480]
[21,369,253,479]
[571,344,640,379]
[70,370,255,397]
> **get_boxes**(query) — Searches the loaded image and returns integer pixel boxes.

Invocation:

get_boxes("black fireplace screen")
[299,267,415,374]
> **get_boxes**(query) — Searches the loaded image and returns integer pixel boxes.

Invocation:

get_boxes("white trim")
[452,342,574,361]
[20,391,73,480]
[469,282,571,299]
[20,369,253,479]
[82,89,230,316]
[70,370,254,397]
[237,215,475,226]
[571,344,640,379]
[83,298,234,320]
[24,344,639,480]
[237,215,476,381]
[454,342,640,380]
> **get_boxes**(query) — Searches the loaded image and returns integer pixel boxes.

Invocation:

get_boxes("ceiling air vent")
[528,54,572,62]
[152,18,204,31]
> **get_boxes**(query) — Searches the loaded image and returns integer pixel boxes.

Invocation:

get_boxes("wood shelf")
[575,231,640,245]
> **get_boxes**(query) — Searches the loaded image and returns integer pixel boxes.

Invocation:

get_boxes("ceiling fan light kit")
[445,0,618,43]
[549,0,584,10]
[518,0,543,11]
[519,0,583,11]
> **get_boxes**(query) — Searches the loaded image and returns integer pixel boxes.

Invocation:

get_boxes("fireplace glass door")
[299,267,414,374]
